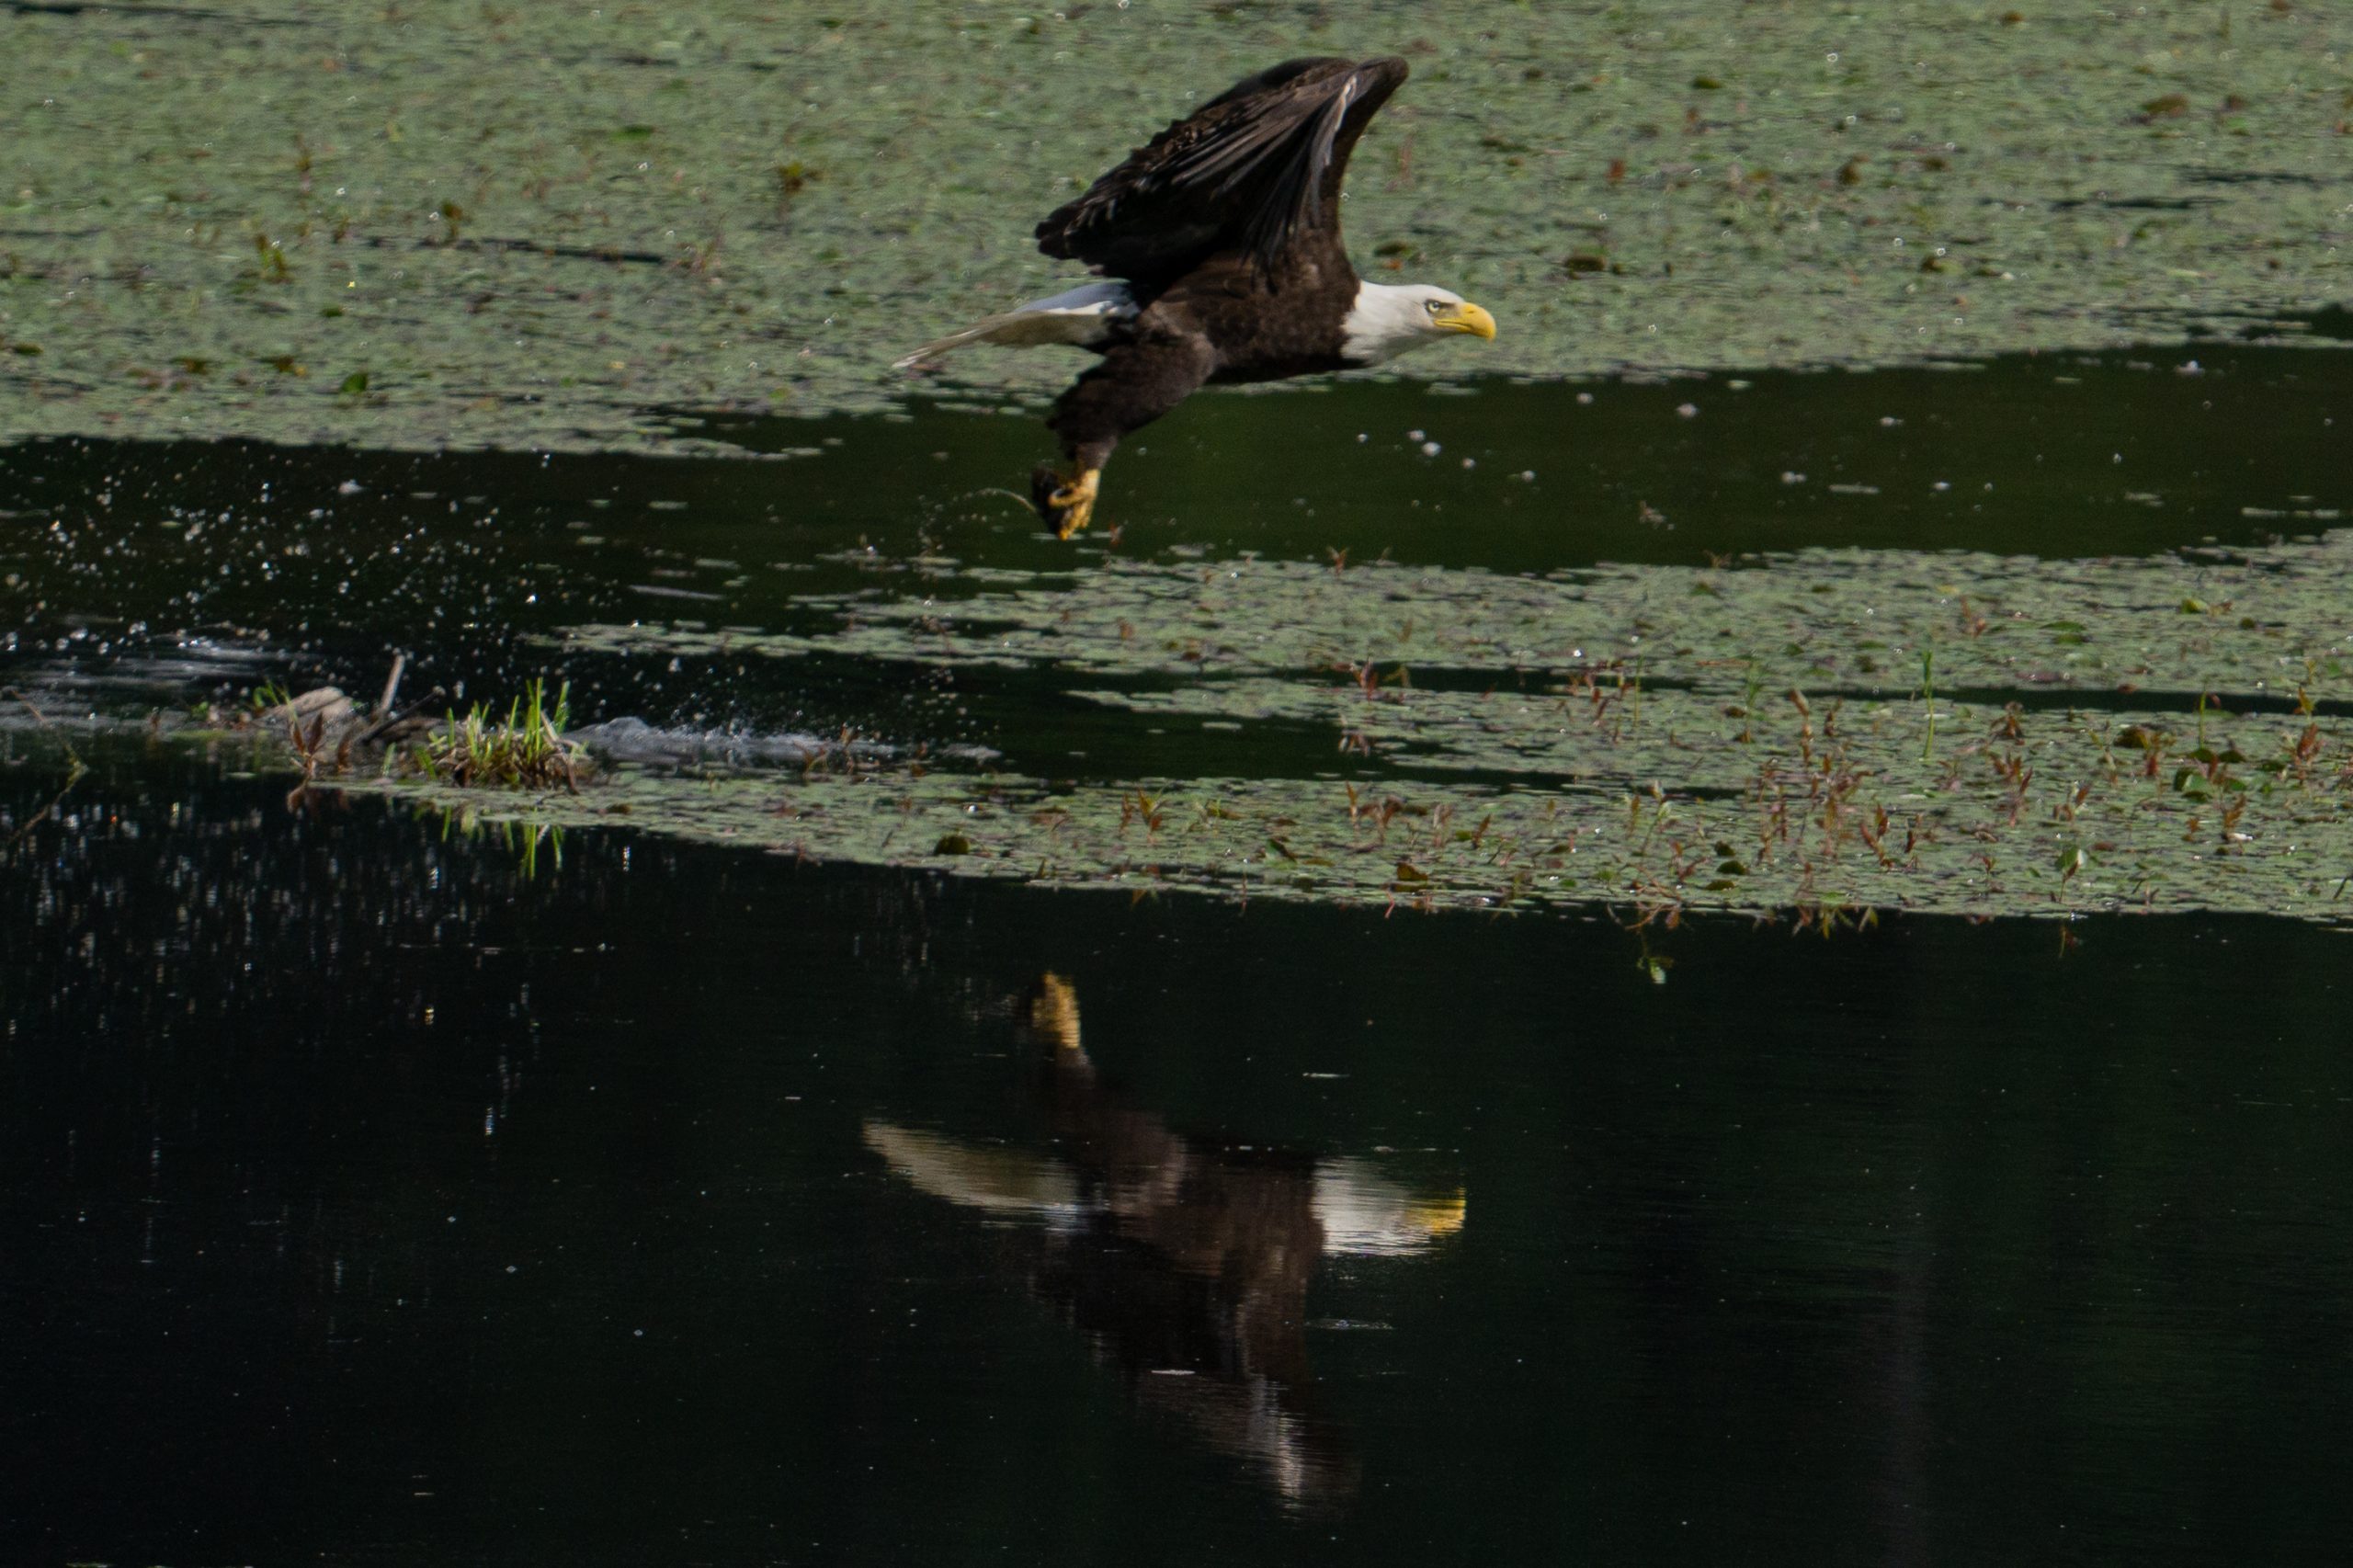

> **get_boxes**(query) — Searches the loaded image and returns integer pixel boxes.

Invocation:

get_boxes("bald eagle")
[896,56,1497,538]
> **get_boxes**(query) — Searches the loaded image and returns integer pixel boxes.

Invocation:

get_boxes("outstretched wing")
[1035,56,1408,288]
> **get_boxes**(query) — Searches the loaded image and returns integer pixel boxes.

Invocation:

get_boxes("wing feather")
[1035,57,1407,287]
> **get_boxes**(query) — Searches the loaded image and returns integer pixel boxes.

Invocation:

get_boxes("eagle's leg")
[1038,335,1213,540]
[1029,463,1102,539]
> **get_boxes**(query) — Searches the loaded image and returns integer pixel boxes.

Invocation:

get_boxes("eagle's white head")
[1339,282,1499,366]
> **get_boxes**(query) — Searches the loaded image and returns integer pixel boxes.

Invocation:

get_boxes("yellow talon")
[1033,466,1100,540]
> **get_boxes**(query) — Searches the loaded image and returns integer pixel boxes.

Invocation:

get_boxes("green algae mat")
[4,0,2350,451]
[427,517,2353,927]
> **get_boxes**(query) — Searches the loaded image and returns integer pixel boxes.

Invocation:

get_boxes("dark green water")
[9,350,2353,1563]
[12,335,2352,744]
[6,745,2351,1566]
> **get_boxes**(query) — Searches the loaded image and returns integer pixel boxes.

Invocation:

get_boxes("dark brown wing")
[1035,56,1408,288]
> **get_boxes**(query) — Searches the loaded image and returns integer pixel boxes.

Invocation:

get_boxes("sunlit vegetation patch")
[186,542,2353,926]
[362,703,2353,928]
[412,680,587,791]
[503,529,2353,925]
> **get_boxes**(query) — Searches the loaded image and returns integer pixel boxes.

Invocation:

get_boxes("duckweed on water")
[322,529,2353,926]
[4,1,2350,451]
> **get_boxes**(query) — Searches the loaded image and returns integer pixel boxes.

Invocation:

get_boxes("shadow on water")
[4,752,2351,1565]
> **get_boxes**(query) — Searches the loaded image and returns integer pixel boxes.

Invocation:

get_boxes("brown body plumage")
[899,57,1495,537]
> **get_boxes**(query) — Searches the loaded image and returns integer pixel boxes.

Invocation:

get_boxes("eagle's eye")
[1424,299,1443,316]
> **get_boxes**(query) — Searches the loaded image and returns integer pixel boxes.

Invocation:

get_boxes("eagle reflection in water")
[862,975,1465,1508]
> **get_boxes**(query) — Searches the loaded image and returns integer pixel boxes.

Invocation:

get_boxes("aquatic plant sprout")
[416,680,586,791]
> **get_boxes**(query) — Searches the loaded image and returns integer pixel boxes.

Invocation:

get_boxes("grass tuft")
[415,679,586,791]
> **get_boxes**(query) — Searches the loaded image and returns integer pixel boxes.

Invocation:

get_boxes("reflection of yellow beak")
[1407,1190,1470,1239]
[1435,301,1497,340]
[1028,971,1085,1054]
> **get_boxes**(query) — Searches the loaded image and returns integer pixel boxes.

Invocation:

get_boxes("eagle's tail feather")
[892,282,1134,369]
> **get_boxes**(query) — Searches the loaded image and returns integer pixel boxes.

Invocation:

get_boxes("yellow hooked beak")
[1434,300,1497,340]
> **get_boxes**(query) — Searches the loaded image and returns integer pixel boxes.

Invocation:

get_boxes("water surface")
[6,750,2350,1565]
[10,346,2353,923]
